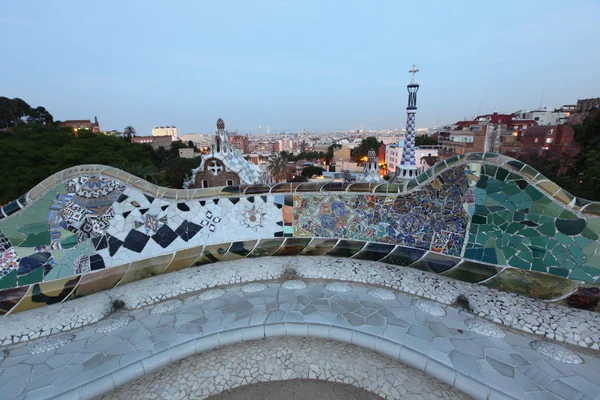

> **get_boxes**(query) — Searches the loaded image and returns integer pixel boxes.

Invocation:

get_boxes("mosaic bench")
[0,152,599,325]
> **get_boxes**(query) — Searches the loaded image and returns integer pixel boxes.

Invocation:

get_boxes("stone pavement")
[0,280,598,400]
[102,337,466,400]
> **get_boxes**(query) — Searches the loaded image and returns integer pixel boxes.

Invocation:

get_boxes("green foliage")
[561,112,600,200]
[352,137,382,162]
[161,157,199,188]
[301,165,324,178]
[267,154,288,182]
[415,136,438,146]
[0,97,53,128]
[325,143,341,165]
[282,151,325,162]
[0,124,157,203]
[123,126,136,143]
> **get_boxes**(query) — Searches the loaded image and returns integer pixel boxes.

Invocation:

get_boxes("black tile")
[107,235,123,256]
[122,211,131,218]
[199,201,206,207]
[213,199,219,205]
[260,196,267,203]
[92,235,108,250]
[177,203,190,212]
[247,196,255,203]
[274,231,284,237]
[123,230,150,253]
[152,225,178,248]
[175,220,202,242]
[144,194,155,203]
[161,205,169,211]
[139,208,149,215]
[230,197,239,205]
[90,254,105,271]
[116,194,128,203]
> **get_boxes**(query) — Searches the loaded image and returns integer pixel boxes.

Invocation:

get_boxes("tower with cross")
[395,64,420,180]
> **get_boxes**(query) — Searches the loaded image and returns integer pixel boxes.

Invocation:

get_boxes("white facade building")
[152,126,179,139]
[180,134,212,149]
[385,144,438,174]
[513,109,568,126]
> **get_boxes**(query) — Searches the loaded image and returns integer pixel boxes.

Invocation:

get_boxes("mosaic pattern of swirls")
[0,153,598,316]
[293,167,470,256]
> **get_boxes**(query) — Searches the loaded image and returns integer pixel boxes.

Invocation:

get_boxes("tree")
[352,137,382,163]
[0,97,54,128]
[266,154,288,183]
[415,136,438,146]
[123,126,136,142]
[325,144,341,165]
[0,124,157,203]
[301,165,324,179]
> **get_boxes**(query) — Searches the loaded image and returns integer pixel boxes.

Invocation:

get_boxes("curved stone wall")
[0,153,599,318]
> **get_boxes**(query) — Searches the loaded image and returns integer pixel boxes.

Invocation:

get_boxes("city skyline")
[1,0,599,134]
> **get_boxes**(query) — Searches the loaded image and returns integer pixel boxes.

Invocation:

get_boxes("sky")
[1,0,599,135]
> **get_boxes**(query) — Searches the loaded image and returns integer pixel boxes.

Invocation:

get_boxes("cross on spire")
[409,64,419,84]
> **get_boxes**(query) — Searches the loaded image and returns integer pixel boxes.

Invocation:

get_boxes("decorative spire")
[393,65,421,181]
[358,148,384,183]
[409,64,419,85]
[217,118,225,130]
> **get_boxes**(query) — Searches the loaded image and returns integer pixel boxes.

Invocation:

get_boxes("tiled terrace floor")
[0,281,599,400]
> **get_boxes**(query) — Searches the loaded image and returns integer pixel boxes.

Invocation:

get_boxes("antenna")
[539,87,545,109]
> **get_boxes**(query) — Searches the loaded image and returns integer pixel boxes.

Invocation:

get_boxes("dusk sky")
[1,0,599,135]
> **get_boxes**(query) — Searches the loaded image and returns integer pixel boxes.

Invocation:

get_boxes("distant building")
[131,135,173,150]
[248,142,275,153]
[519,125,580,159]
[513,107,571,126]
[385,144,438,174]
[439,112,537,158]
[274,139,295,153]
[569,98,600,125]
[333,146,351,164]
[178,148,195,159]
[229,135,249,153]
[60,117,100,133]
[152,126,179,139]
[184,119,263,188]
[180,134,211,150]
[312,144,330,153]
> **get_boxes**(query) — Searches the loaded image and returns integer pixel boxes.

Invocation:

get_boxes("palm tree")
[123,126,136,142]
[267,154,288,183]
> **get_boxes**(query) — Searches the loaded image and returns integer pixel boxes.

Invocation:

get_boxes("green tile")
[555,218,586,236]
[19,230,51,247]
[582,242,598,257]
[0,270,17,289]
[508,256,531,269]
[537,222,556,236]
[559,209,577,219]
[567,267,592,282]
[60,235,78,249]
[17,267,44,286]
[582,228,599,241]
[531,258,547,273]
